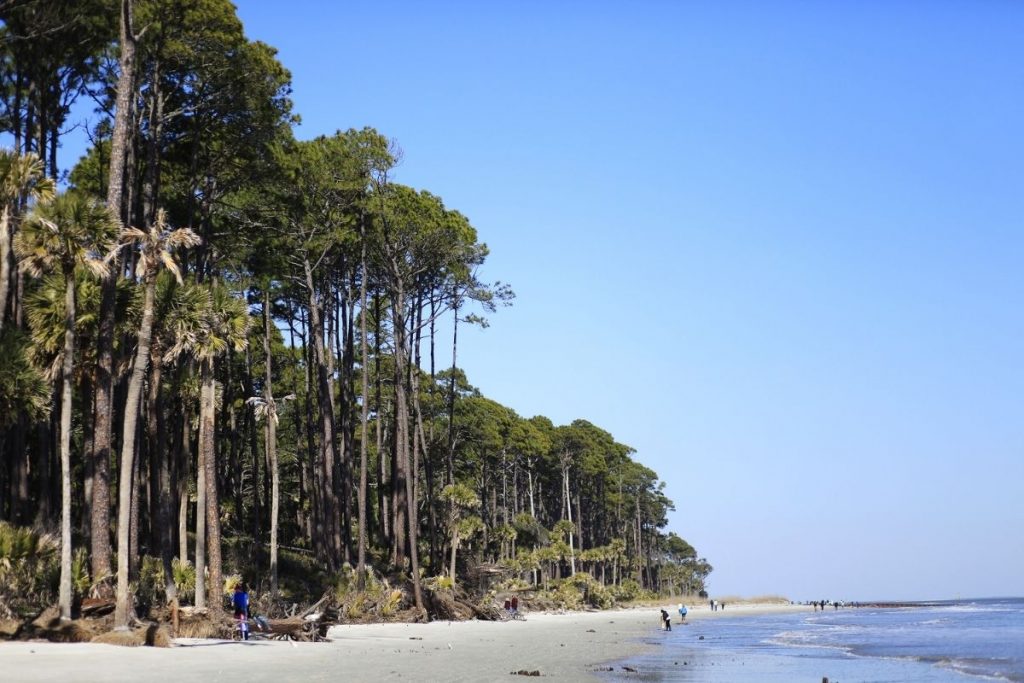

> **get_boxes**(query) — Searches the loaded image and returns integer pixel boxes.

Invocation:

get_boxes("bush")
[134,556,166,615]
[379,589,403,617]
[172,558,196,604]
[546,579,585,610]
[612,578,643,602]
[425,575,455,592]
[0,523,58,618]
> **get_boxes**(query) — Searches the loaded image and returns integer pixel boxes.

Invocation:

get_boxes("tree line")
[0,0,710,625]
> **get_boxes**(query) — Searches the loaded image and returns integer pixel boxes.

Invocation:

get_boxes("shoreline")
[0,602,810,682]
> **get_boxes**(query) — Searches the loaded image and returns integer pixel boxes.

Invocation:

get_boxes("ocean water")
[604,598,1024,682]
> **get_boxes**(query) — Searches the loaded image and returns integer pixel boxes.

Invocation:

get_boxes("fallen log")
[259,616,328,642]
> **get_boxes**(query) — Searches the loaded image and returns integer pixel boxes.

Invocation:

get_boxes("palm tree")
[114,209,199,627]
[440,482,480,581]
[166,282,249,610]
[14,192,119,620]
[0,149,55,330]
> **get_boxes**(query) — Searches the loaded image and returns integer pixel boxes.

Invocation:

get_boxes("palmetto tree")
[165,282,249,610]
[114,210,199,627]
[0,149,55,330]
[14,192,119,620]
[440,482,481,581]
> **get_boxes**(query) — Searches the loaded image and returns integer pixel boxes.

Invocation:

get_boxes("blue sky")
[59,1,1023,601]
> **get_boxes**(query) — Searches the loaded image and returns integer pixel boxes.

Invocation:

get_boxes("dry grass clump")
[91,624,171,648]
[7,609,104,643]
[175,611,230,639]
[0,619,21,638]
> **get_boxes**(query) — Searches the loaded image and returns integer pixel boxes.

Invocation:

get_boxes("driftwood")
[80,598,115,618]
[259,616,328,642]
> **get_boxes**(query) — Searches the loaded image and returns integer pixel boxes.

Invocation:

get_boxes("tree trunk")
[563,465,576,575]
[96,0,137,588]
[178,384,192,566]
[449,528,459,580]
[446,297,459,486]
[390,288,424,615]
[373,295,388,549]
[194,366,209,610]
[303,259,339,569]
[148,350,178,610]
[115,277,155,626]
[0,206,15,331]
[356,230,369,589]
[200,359,222,612]
[57,271,76,620]
[263,289,279,596]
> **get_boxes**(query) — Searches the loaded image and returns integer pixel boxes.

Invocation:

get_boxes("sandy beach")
[0,602,808,682]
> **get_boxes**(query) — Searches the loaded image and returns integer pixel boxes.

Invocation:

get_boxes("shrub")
[133,556,166,615]
[379,589,403,617]
[612,578,643,602]
[425,575,455,592]
[172,558,196,604]
[0,523,58,618]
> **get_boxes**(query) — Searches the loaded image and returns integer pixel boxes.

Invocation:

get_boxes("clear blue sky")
[64,1,1024,601]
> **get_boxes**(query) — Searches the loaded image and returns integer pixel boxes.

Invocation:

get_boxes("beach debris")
[510,670,541,676]
[622,666,638,672]
[698,635,705,640]
[586,629,596,633]
[409,636,422,640]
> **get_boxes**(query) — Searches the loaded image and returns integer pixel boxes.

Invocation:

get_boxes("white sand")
[0,603,809,682]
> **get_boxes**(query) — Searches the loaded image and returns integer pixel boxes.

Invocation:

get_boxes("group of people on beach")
[709,599,725,611]
[660,604,688,631]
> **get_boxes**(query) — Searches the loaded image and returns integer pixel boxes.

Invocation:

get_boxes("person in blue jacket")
[232,582,250,640]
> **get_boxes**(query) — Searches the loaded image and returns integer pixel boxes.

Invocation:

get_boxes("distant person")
[511,596,519,616]
[660,609,672,631]
[232,582,250,640]
[821,600,826,611]
[834,601,838,610]
[721,602,726,610]
[678,603,687,621]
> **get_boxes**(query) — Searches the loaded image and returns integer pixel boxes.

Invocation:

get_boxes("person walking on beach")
[660,609,672,631]
[678,603,687,621]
